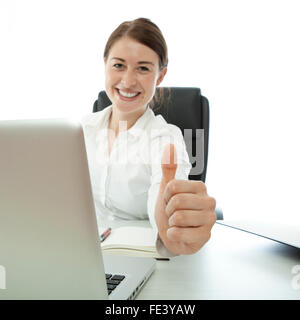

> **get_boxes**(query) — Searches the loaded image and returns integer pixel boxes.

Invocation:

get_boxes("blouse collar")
[83,104,156,140]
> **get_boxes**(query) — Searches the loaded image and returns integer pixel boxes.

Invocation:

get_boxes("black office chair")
[93,87,223,220]
[93,87,209,182]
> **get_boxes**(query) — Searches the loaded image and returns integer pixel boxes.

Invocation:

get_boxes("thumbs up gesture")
[154,143,216,255]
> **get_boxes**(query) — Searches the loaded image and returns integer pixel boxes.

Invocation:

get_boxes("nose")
[121,69,137,88]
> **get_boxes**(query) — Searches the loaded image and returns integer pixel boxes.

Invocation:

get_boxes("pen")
[100,227,111,242]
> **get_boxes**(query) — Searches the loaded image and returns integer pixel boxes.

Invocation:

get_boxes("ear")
[156,67,167,86]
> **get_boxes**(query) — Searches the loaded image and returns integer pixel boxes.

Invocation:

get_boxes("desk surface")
[101,220,300,300]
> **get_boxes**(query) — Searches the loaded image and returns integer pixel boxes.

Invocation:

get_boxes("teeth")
[118,89,139,98]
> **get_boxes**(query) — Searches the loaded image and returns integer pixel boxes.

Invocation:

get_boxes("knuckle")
[172,194,181,208]
[209,212,217,226]
[211,212,217,224]
[168,227,181,241]
[168,179,178,194]
[165,205,172,217]
[172,211,185,225]
[209,197,217,210]
[167,197,177,215]
[197,181,207,194]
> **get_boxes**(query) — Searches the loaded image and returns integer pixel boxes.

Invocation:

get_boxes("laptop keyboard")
[105,273,126,295]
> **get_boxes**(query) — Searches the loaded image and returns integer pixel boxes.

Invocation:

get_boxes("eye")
[139,66,150,72]
[113,63,124,69]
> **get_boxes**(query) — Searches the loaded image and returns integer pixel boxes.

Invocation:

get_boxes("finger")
[165,193,216,217]
[161,143,177,187]
[168,209,216,227]
[164,179,208,204]
[167,225,212,245]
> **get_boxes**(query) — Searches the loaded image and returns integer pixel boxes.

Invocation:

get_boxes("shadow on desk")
[264,242,300,259]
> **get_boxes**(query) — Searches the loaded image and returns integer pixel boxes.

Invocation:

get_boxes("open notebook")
[99,226,166,259]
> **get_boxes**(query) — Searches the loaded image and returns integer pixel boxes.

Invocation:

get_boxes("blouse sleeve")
[146,124,192,257]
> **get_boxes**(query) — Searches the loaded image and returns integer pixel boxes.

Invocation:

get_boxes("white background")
[1,0,300,225]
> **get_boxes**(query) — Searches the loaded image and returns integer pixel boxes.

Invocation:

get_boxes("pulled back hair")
[103,18,170,111]
[104,18,168,70]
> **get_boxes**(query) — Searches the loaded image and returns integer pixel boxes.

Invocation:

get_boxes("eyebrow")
[112,57,154,66]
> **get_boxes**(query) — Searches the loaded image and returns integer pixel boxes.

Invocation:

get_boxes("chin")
[114,98,148,114]
[114,103,145,114]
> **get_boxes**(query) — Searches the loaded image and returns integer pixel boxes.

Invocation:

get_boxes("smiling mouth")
[116,88,141,99]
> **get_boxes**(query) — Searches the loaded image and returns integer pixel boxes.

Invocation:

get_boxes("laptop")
[218,219,300,249]
[0,118,155,300]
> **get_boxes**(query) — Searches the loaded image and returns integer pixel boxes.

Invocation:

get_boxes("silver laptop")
[0,118,155,300]
[218,219,300,249]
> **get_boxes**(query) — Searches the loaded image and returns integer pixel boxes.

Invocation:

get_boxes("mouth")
[115,88,141,101]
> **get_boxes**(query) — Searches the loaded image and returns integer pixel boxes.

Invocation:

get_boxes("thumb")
[155,143,178,246]
[161,143,177,186]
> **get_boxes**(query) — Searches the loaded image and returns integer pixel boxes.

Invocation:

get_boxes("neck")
[108,105,147,136]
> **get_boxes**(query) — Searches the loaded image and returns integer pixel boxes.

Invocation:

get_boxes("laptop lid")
[0,118,155,299]
[218,219,300,249]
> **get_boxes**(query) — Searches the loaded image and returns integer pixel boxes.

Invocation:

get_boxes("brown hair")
[104,18,168,70]
[103,18,170,111]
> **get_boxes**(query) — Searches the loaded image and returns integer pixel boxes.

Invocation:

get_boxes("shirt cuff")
[155,229,178,258]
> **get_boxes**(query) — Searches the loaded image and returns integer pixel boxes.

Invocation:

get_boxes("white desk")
[101,220,300,299]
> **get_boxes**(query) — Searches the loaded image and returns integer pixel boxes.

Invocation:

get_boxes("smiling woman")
[103,18,168,133]
[81,18,216,257]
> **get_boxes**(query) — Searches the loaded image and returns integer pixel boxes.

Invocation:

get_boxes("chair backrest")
[93,87,209,182]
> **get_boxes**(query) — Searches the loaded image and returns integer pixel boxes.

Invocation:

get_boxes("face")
[104,37,167,117]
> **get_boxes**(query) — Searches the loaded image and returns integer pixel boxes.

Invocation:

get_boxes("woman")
[81,18,216,257]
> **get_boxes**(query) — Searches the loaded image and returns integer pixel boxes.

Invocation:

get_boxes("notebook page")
[100,226,156,249]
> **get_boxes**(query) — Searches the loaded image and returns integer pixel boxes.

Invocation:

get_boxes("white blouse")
[81,105,191,256]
